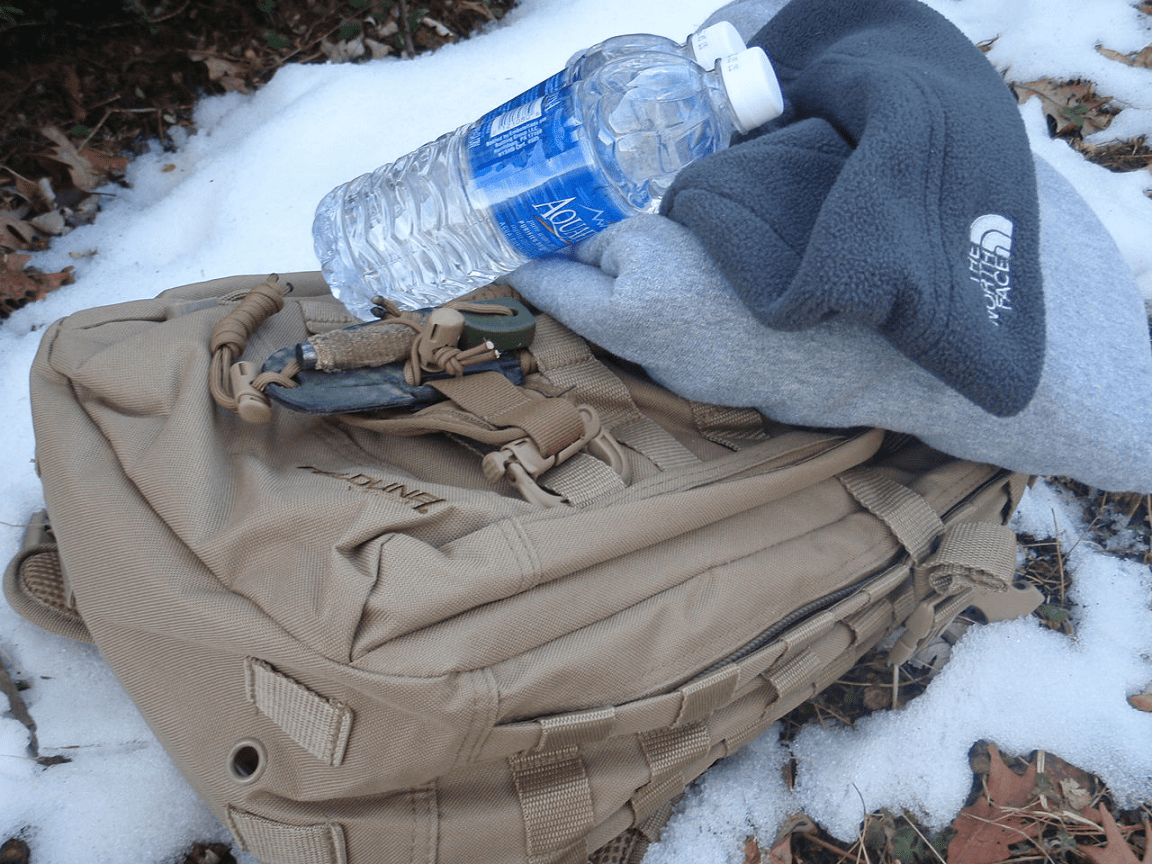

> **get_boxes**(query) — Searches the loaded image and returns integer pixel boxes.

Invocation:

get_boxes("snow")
[2,0,1151,861]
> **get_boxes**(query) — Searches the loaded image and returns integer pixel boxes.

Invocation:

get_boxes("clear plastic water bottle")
[566,21,745,78]
[313,45,783,318]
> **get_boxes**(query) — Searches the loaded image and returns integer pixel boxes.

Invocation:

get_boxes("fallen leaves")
[948,744,1042,864]
[1006,37,1152,175]
[744,835,764,864]
[1011,76,1152,174]
[944,743,1152,864]
[188,52,252,94]
[1013,78,1115,138]
[1097,43,1152,71]
[38,125,128,194]
[1,252,73,317]
[0,126,121,314]
[1078,805,1152,864]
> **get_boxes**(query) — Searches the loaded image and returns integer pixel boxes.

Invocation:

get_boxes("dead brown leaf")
[188,52,251,93]
[947,744,1041,864]
[743,835,763,864]
[1129,690,1152,713]
[38,126,125,193]
[0,210,43,252]
[1036,750,1099,810]
[1077,805,1152,864]
[1097,44,1152,71]
[1014,78,1115,137]
[1,252,74,316]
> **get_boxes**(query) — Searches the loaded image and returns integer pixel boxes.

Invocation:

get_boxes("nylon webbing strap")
[690,403,769,451]
[922,521,1017,594]
[536,707,616,752]
[430,372,585,458]
[840,468,944,563]
[528,316,700,470]
[629,771,687,827]
[226,807,347,864]
[509,746,595,864]
[638,722,711,779]
[539,451,627,506]
[675,665,740,726]
[244,658,353,766]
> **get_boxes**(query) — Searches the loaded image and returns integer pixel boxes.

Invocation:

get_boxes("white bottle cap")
[687,21,745,70]
[718,46,785,133]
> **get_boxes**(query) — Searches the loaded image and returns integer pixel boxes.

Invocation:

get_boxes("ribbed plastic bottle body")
[312,126,530,317]
[314,53,744,317]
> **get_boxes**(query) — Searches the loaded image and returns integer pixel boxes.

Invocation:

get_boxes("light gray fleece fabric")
[507,155,1152,493]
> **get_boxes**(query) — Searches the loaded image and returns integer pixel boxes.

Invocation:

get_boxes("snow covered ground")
[2,0,1151,862]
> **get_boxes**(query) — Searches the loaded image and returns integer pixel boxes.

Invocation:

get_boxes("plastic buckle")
[482,405,628,507]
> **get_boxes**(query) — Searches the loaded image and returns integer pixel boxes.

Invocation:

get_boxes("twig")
[145,0,192,25]
[78,107,114,151]
[853,788,873,864]
[0,648,39,759]
[1051,509,1067,605]
[397,0,417,58]
[800,832,867,864]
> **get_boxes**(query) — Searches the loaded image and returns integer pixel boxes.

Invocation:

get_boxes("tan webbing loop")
[690,403,769,451]
[528,315,700,470]
[536,707,617,752]
[509,746,595,864]
[889,522,1029,666]
[675,665,740,726]
[629,771,687,827]
[764,648,824,704]
[920,521,1017,595]
[536,451,628,506]
[840,468,944,563]
[430,372,586,459]
[845,598,897,646]
[244,658,354,767]
[638,722,711,780]
[226,807,347,864]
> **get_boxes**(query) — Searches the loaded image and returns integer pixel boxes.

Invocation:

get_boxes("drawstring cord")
[208,274,294,423]
[208,276,512,424]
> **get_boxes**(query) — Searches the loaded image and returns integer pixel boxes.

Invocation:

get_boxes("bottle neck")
[703,70,744,138]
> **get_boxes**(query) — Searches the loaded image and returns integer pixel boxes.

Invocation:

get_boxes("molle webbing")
[527,315,701,471]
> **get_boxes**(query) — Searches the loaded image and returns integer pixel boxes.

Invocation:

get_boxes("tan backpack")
[6,273,1043,864]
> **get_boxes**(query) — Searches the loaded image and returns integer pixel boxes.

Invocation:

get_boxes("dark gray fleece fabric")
[661,0,1045,417]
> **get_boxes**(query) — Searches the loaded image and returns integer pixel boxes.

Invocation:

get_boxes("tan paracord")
[208,275,516,424]
[208,274,300,424]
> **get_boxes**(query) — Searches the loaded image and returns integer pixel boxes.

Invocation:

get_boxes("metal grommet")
[227,739,267,784]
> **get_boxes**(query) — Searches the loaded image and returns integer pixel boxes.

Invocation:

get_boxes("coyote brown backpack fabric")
[7,272,1042,864]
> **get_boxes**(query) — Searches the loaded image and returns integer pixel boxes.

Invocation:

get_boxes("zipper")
[684,467,1016,683]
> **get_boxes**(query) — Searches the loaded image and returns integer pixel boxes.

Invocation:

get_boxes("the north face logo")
[968,214,1015,325]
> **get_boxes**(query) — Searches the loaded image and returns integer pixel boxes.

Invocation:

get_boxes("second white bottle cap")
[718,46,785,133]
[688,21,746,70]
